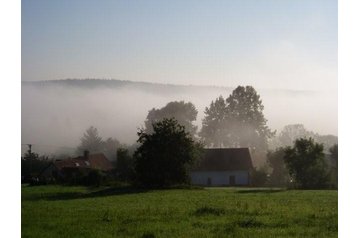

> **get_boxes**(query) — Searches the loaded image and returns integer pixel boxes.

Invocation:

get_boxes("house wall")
[190,170,249,186]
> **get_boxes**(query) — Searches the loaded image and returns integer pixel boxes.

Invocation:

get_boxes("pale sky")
[22,0,337,91]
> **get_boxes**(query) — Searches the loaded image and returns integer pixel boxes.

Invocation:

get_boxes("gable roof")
[192,148,253,171]
[53,158,90,170]
[53,153,114,171]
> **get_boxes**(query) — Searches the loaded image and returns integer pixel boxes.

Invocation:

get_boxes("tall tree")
[77,126,104,154]
[284,138,329,189]
[199,96,228,147]
[145,101,198,136]
[135,118,203,187]
[225,86,274,152]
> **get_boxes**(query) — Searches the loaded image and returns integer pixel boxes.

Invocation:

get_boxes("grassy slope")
[22,185,337,238]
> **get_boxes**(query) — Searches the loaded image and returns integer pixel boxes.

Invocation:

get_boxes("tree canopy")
[77,126,104,153]
[199,96,228,147]
[269,124,338,152]
[200,86,274,153]
[77,126,122,160]
[283,138,329,189]
[145,101,198,136]
[134,118,202,187]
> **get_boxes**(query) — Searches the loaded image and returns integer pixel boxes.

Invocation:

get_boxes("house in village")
[40,151,114,181]
[190,148,254,186]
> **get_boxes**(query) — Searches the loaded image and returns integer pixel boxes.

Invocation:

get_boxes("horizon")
[22,0,337,91]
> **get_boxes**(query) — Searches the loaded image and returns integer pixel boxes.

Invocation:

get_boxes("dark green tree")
[117,146,134,181]
[145,101,198,136]
[199,96,229,147]
[77,126,104,154]
[267,147,290,187]
[283,138,330,189]
[329,144,338,188]
[135,118,203,187]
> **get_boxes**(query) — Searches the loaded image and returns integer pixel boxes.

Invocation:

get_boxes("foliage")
[226,86,274,151]
[329,144,338,188]
[83,170,106,187]
[269,124,338,153]
[22,186,338,238]
[145,101,198,136]
[283,138,330,189]
[200,86,274,154]
[103,137,121,161]
[21,155,51,183]
[77,126,123,161]
[77,126,104,153]
[267,147,290,187]
[116,147,135,181]
[135,118,203,187]
[278,124,313,147]
[199,96,228,147]
[251,167,268,187]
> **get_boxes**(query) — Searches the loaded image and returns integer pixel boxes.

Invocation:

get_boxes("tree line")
[23,85,338,189]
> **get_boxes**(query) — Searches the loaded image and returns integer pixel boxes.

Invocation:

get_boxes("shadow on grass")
[24,186,149,201]
[236,189,285,194]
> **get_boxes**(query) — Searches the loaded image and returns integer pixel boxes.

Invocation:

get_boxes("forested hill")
[22,79,233,95]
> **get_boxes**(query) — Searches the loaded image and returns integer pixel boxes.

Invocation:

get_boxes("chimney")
[84,150,90,160]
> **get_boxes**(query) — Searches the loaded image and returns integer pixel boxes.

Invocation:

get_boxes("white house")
[190,148,253,186]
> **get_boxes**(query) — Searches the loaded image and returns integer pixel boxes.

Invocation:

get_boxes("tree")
[225,86,274,151]
[117,147,134,181]
[103,137,121,161]
[145,101,198,136]
[267,147,290,187]
[200,86,274,153]
[134,118,203,187]
[272,124,338,152]
[199,96,229,147]
[77,126,104,153]
[278,124,314,147]
[283,138,330,189]
[329,144,338,188]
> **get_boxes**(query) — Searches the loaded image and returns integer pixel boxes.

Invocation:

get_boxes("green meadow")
[22,185,337,238]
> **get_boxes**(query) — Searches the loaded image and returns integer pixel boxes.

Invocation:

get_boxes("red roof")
[54,153,114,171]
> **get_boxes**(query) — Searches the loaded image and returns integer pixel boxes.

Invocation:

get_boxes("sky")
[22,0,337,91]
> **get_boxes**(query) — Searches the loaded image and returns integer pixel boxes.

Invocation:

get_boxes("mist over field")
[21,80,337,156]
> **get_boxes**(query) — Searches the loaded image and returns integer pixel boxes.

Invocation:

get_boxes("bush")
[83,170,106,186]
[251,167,268,187]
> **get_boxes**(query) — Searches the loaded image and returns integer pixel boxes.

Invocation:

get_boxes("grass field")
[22,185,337,238]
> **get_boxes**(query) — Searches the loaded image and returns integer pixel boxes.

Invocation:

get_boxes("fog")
[21,81,337,156]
